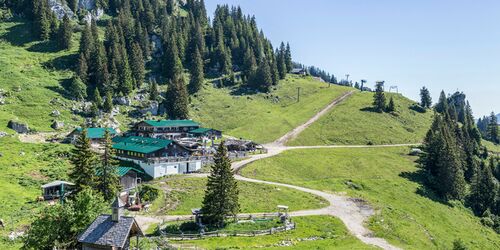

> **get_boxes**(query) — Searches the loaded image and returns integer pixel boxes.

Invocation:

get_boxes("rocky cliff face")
[48,0,74,19]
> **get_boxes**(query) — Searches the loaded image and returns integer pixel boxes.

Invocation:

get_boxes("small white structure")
[117,156,202,179]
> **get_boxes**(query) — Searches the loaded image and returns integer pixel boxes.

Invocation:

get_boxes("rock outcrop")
[7,121,29,134]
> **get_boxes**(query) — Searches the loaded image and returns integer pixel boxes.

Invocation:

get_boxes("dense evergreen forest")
[1,0,293,119]
[420,91,500,233]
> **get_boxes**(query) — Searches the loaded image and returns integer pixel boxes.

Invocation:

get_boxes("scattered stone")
[0,131,7,138]
[409,148,424,156]
[13,86,21,92]
[114,96,131,106]
[51,110,61,117]
[7,120,29,134]
[51,121,64,130]
[110,107,120,117]
[19,151,25,156]
[134,93,147,101]
[0,97,5,105]
[8,231,24,241]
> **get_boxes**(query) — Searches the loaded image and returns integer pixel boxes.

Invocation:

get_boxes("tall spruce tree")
[386,96,396,112]
[96,129,120,201]
[149,81,159,101]
[77,52,89,84]
[188,46,204,94]
[130,42,145,88]
[164,73,189,119]
[373,81,386,112]
[285,42,293,72]
[68,75,87,101]
[103,90,113,113]
[69,128,98,194]
[32,0,51,40]
[486,112,499,144]
[254,57,273,92]
[468,160,497,216]
[420,87,432,108]
[58,14,73,50]
[435,91,448,114]
[201,141,239,227]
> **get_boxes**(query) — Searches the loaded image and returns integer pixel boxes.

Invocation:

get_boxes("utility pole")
[297,87,301,102]
[345,74,350,82]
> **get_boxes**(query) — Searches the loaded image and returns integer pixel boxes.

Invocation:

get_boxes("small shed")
[225,139,259,152]
[67,127,118,144]
[41,181,75,200]
[291,68,307,75]
[117,166,144,191]
[78,197,144,250]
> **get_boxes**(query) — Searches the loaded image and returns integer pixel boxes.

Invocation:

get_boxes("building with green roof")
[188,128,222,139]
[133,119,200,139]
[67,127,118,144]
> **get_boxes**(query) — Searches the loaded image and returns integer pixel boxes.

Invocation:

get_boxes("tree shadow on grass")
[45,78,72,99]
[409,104,427,114]
[27,40,61,53]
[360,106,381,113]
[0,21,37,46]
[399,169,451,206]
[42,53,78,71]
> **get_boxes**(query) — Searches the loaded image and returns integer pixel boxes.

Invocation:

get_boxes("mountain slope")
[287,91,433,146]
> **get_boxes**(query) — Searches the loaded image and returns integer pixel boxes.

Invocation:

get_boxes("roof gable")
[77,215,143,248]
[112,136,173,154]
[143,120,200,128]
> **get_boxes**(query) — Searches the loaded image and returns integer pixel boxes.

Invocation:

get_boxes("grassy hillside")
[0,20,82,133]
[287,92,433,146]
[241,147,500,250]
[190,75,352,143]
[147,176,327,215]
[0,136,73,249]
[164,216,375,249]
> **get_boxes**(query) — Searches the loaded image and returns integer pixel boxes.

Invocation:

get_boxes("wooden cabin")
[67,127,118,144]
[41,181,74,200]
[133,120,200,139]
[188,128,222,140]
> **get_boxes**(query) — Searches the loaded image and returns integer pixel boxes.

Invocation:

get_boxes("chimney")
[111,194,124,222]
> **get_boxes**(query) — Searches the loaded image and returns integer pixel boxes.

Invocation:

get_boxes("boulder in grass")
[51,110,61,117]
[7,120,29,134]
[51,121,64,130]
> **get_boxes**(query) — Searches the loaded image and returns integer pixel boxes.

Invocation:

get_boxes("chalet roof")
[74,127,117,139]
[189,127,220,135]
[291,68,306,74]
[142,119,200,128]
[41,180,74,189]
[95,166,145,177]
[112,136,173,154]
[77,215,143,248]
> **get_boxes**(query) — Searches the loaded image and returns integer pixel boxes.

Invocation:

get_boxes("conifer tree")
[214,26,232,75]
[93,88,102,108]
[373,81,386,112]
[68,0,78,13]
[149,81,159,101]
[165,73,189,119]
[130,42,145,88]
[69,128,98,194]
[163,30,183,81]
[469,160,497,215]
[79,24,94,58]
[277,42,287,79]
[386,96,396,112]
[68,75,87,101]
[103,90,113,113]
[118,53,134,95]
[486,112,499,144]
[254,58,273,92]
[285,42,293,72]
[77,53,89,84]
[58,14,72,50]
[188,46,204,94]
[201,142,239,227]
[32,0,51,40]
[166,0,175,15]
[96,129,119,201]
[435,91,448,114]
[242,47,257,82]
[420,86,432,108]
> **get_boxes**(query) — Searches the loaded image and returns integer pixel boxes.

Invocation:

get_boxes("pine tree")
[420,86,432,108]
[214,25,232,75]
[130,42,145,88]
[77,53,89,84]
[201,141,239,227]
[435,91,448,114]
[188,46,204,94]
[68,76,87,101]
[164,74,189,119]
[254,58,273,92]
[58,14,72,50]
[93,88,102,108]
[32,0,51,40]
[285,42,293,72]
[96,129,119,201]
[166,0,175,15]
[149,81,159,101]
[69,128,98,194]
[373,81,386,112]
[469,160,497,215]
[277,42,287,79]
[68,0,78,13]
[163,30,183,82]
[486,112,499,144]
[386,96,396,112]
[79,24,94,58]
[103,90,113,113]
[242,47,257,83]
[118,53,134,95]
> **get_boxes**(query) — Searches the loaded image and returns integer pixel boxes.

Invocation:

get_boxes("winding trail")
[138,91,406,250]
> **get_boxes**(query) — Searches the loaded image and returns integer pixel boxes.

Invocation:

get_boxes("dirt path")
[136,91,403,250]
[273,90,355,146]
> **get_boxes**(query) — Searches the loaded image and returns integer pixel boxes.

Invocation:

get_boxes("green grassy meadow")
[0,20,83,133]
[287,92,433,146]
[0,136,73,249]
[163,216,375,249]
[148,176,328,215]
[190,75,352,143]
[240,147,500,249]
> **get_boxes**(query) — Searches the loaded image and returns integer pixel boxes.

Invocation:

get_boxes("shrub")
[140,184,160,202]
